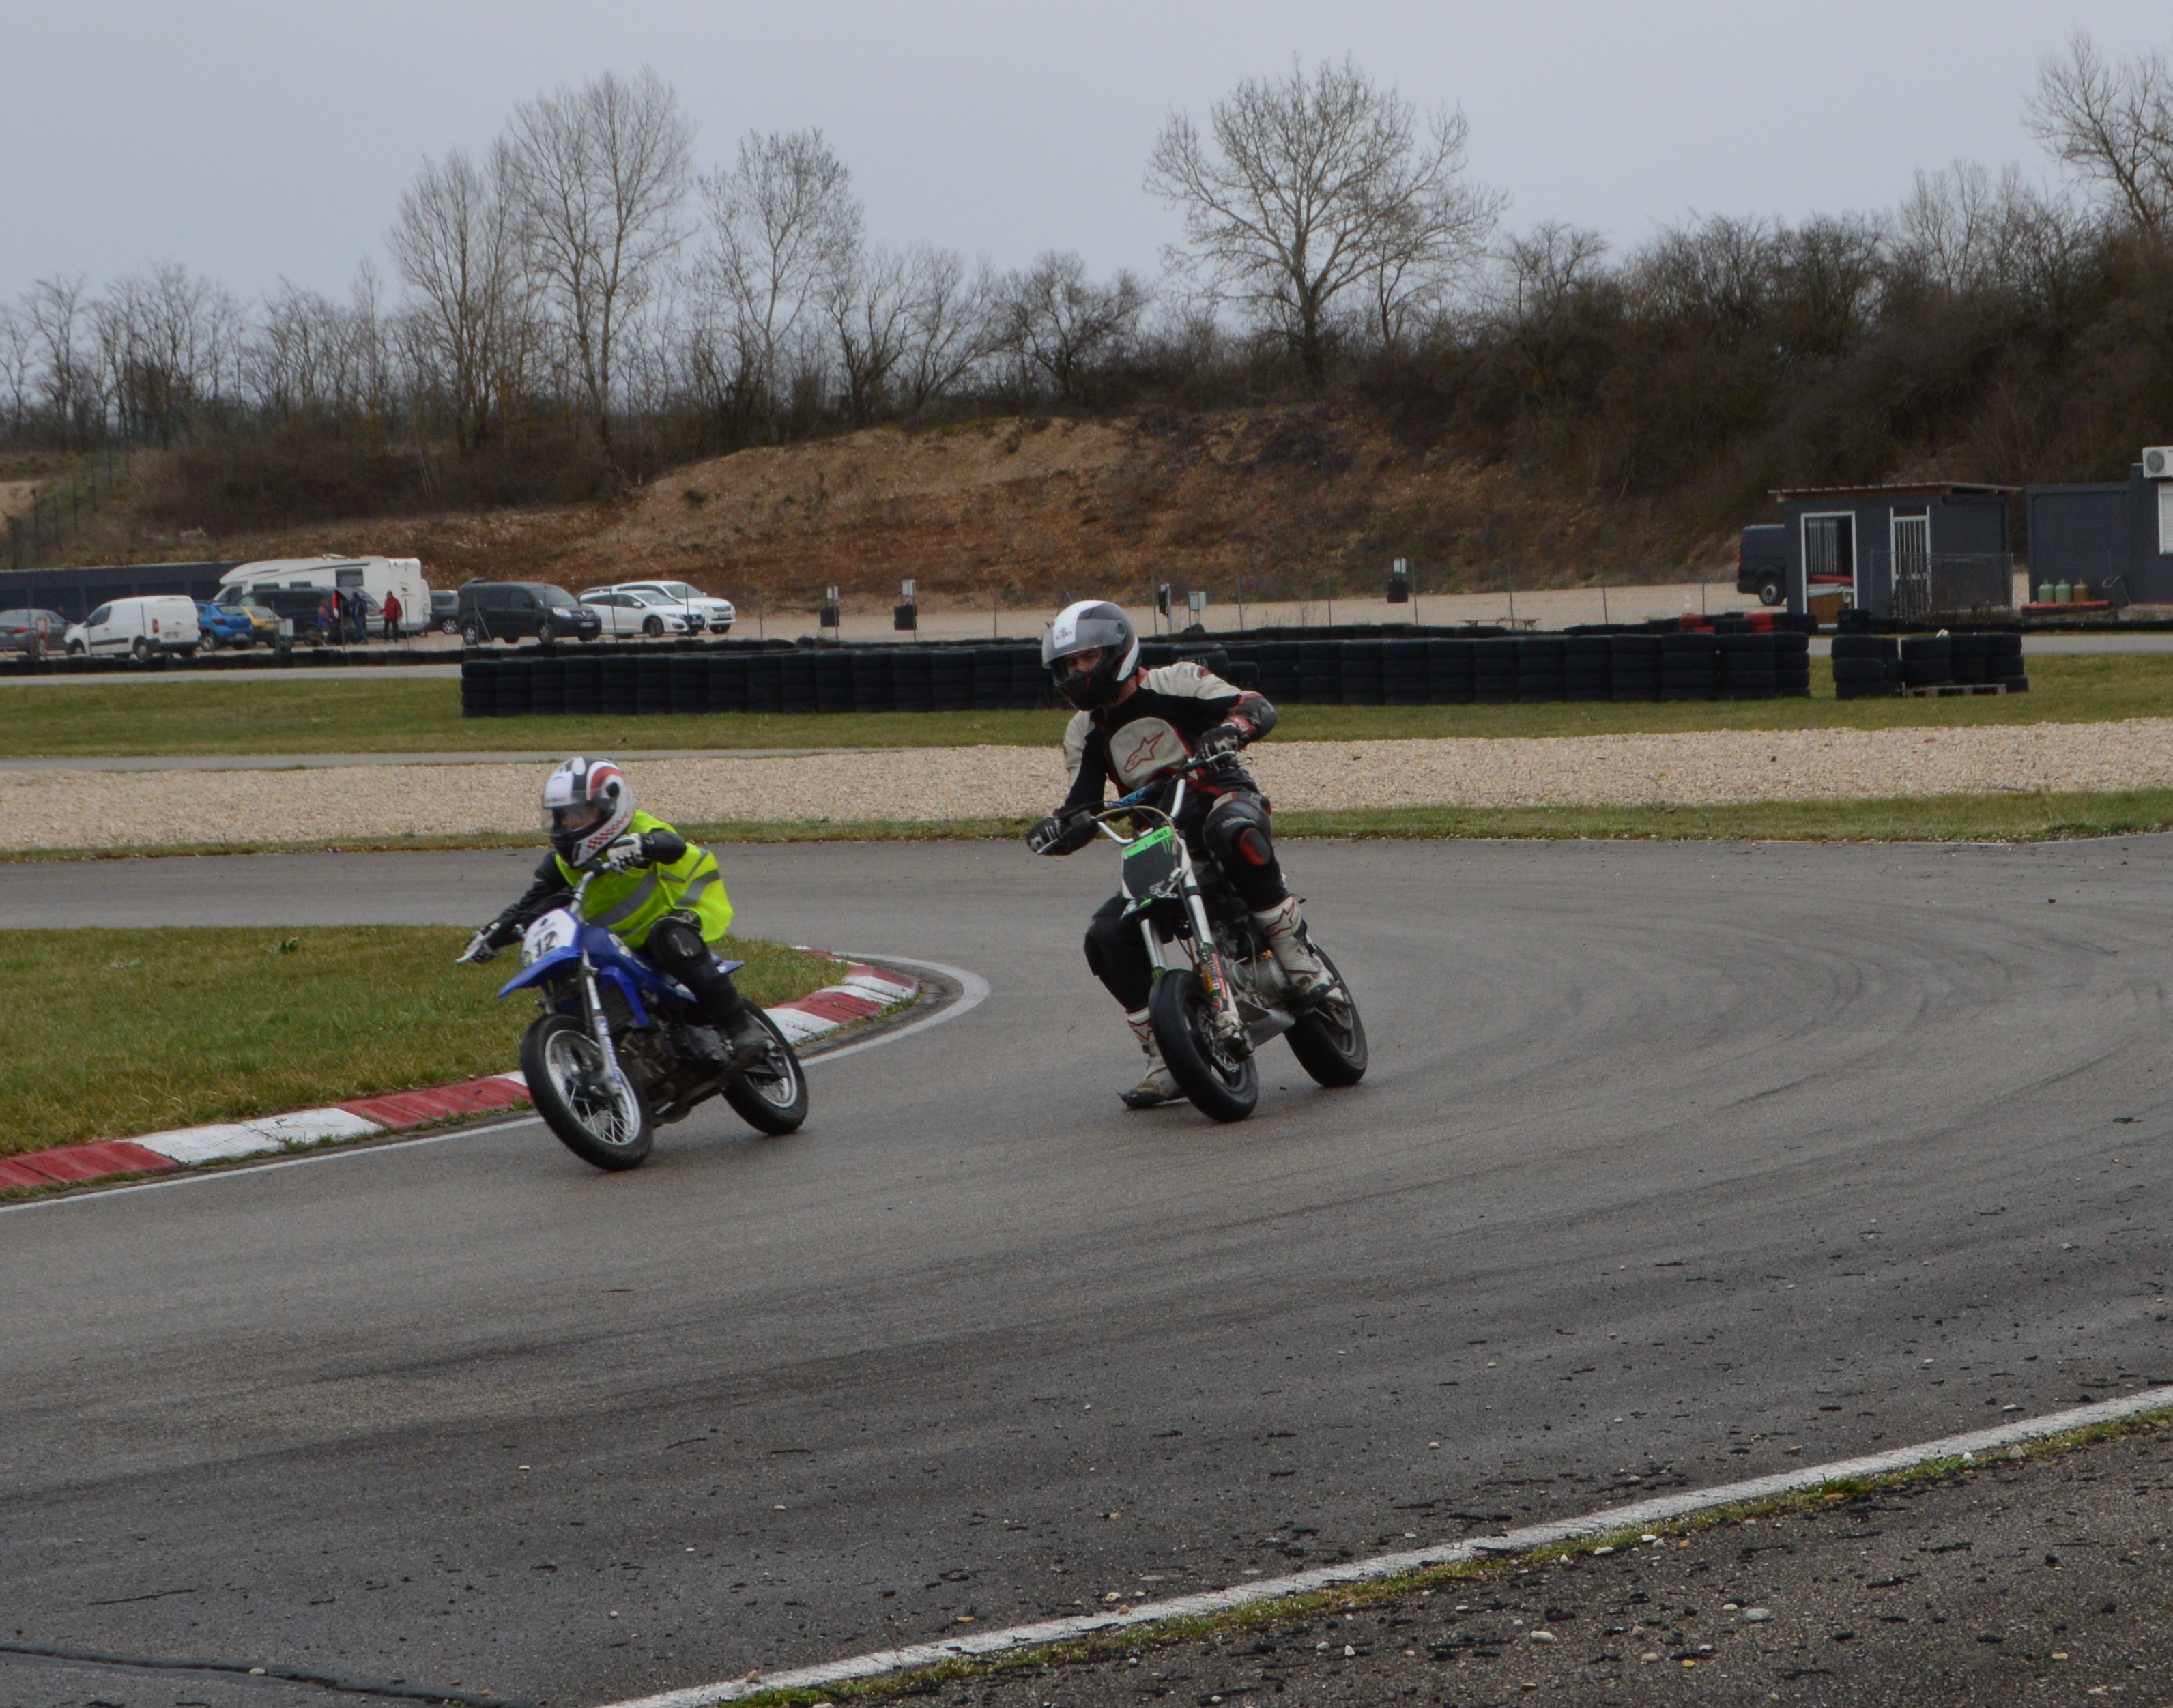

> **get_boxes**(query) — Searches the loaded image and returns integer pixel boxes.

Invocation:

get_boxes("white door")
[1891,512,1931,615]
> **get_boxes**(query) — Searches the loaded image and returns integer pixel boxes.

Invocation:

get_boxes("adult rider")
[457,757,771,1070]
[1026,600,1326,1108]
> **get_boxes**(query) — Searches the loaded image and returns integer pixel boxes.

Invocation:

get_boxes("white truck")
[214,555,432,635]
[64,596,201,661]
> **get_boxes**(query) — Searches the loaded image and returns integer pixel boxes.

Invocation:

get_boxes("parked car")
[609,579,736,633]
[246,586,341,640]
[455,581,601,645]
[0,608,68,655]
[195,600,261,650]
[1736,524,1788,607]
[431,589,460,634]
[64,595,201,661]
[578,587,695,637]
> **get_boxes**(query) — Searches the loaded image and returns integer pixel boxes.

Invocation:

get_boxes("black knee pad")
[1203,794,1286,906]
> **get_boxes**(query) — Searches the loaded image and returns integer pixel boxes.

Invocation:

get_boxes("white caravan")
[216,555,431,633]
[64,595,201,660]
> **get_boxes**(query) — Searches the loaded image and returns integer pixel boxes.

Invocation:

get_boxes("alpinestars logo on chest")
[1119,726,1175,777]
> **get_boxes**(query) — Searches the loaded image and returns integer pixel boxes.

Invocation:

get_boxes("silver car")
[613,579,736,634]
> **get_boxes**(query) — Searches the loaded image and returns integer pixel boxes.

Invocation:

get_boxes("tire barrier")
[457,627,1836,717]
[1830,631,2026,699]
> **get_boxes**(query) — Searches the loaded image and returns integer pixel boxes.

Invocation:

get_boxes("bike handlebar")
[1106,749,1237,812]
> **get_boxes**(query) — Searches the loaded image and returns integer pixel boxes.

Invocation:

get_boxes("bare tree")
[1147,57,1499,381]
[93,264,244,442]
[24,276,97,443]
[823,243,912,422]
[895,248,996,414]
[389,145,534,448]
[502,67,694,461]
[991,252,1147,403]
[0,306,35,437]
[699,128,862,434]
[2026,33,2173,233]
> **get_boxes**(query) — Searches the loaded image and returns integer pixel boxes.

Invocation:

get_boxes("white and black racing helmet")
[543,756,633,867]
[1042,600,1140,710]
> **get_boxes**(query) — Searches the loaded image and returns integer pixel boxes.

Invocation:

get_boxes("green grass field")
[2,654,2170,756]
[0,928,840,1155]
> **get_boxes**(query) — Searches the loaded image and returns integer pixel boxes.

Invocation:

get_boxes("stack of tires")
[892,649,934,712]
[1338,641,1384,705]
[564,653,603,715]
[1899,635,1950,688]
[1831,634,1898,699]
[1299,640,1344,705]
[1987,631,2027,690]
[854,648,894,713]
[1610,635,1661,701]
[530,654,566,716]
[461,656,497,717]
[1254,642,1301,702]
[1659,632,1719,701]
[1717,633,1776,700]
[745,653,782,714]
[1473,638,1519,704]
[1562,635,1611,701]
[1381,639,1429,704]
[1426,639,1476,703]
[1775,631,1811,696]
[1516,637,1565,703]
[779,652,818,714]
[931,649,973,712]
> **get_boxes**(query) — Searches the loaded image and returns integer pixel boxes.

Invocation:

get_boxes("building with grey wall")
[1775,484,2013,619]
[2026,457,2173,605]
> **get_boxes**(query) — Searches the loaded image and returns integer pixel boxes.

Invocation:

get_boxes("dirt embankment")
[130,406,1728,611]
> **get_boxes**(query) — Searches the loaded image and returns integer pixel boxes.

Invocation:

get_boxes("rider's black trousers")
[1082,790,1289,1011]
[645,911,752,1032]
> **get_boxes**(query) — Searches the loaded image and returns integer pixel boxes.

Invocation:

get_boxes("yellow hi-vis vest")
[553,809,733,948]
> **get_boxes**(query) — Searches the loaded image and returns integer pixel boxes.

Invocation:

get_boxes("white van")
[215,555,432,635]
[64,596,201,661]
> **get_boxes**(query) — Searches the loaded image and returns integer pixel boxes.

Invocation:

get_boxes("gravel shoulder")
[884,1424,2172,1708]
[14,721,2173,852]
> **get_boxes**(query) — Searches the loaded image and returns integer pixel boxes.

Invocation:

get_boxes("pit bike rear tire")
[1149,967,1258,1123]
[522,1013,654,1170]
[721,1009,809,1135]
[1284,944,1368,1088]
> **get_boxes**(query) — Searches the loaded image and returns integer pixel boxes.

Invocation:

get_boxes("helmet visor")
[546,801,605,837]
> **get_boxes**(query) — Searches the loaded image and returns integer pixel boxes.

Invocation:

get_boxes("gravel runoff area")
[878,1425,2172,1708]
[16,720,2173,851]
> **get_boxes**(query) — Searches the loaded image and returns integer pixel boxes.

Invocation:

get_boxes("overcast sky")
[4,0,2168,307]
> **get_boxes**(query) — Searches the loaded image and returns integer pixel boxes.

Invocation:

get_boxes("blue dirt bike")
[489,866,807,1170]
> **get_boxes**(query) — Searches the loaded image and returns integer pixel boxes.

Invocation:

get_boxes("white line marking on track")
[592,1383,2173,1708]
[0,955,985,1216]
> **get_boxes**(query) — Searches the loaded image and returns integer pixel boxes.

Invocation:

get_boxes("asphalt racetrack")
[1,837,2167,1706]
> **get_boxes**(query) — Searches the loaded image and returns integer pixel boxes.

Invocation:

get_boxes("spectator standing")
[382,590,403,641]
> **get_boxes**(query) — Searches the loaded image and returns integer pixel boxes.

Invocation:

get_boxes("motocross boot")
[1252,896,1329,1006]
[719,1004,774,1073]
[1119,1009,1182,1109]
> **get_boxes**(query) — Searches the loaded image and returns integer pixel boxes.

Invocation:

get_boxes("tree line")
[2,39,2170,534]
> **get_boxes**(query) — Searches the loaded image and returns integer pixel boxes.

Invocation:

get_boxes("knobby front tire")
[522,1013,654,1170]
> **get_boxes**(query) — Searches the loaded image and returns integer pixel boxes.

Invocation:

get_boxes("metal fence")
[1884,552,2015,622]
[3,445,134,570]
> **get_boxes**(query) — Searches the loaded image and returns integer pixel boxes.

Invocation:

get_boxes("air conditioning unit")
[2144,445,2173,479]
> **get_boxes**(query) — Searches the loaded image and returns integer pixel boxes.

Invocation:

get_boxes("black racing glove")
[1026,807,1097,856]
[1195,721,1250,760]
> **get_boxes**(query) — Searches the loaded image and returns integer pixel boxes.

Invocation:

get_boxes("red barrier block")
[0,1157,53,1190]
[785,989,884,1025]
[11,1141,178,1183]
[340,1075,531,1131]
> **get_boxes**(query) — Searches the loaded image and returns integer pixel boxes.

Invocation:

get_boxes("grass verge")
[0,927,839,1155]
[5,654,2173,755]
[723,1407,2173,1707]
[14,790,2173,863]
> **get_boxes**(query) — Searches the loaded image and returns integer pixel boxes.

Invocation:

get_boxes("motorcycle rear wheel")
[523,1013,654,1170]
[1149,966,1258,1123]
[1285,944,1368,1087]
[721,1009,809,1135]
